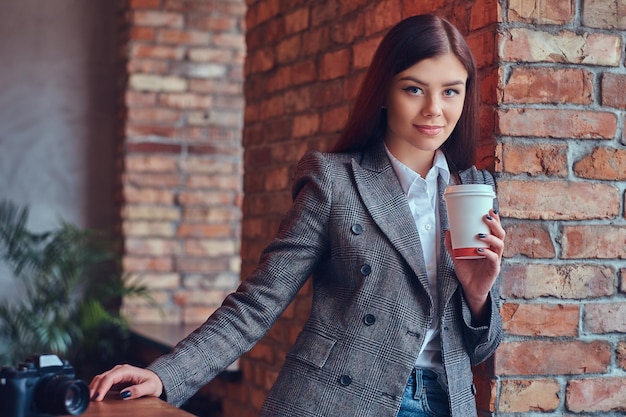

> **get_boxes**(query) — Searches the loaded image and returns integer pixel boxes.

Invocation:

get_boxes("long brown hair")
[332,14,479,173]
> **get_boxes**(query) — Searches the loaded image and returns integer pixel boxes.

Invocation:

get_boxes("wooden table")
[130,323,200,351]
[83,394,195,417]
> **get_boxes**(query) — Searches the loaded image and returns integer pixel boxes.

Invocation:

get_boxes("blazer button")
[339,375,352,386]
[360,264,371,276]
[351,224,363,235]
[363,314,376,326]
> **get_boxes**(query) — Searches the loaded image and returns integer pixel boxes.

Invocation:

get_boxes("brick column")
[116,0,246,325]
[495,0,626,414]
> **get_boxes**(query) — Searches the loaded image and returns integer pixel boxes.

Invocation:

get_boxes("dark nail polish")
[120,390,131,399]
[493,209,499,215]
[477,248,485,253]
[92,392,100,400]
[478,233,487,238]
[486,215,493,221]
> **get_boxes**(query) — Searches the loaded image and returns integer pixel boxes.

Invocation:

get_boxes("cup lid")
[443,184,495,197]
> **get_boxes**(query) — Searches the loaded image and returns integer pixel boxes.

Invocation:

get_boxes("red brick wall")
[234,1,500,416]
[495,0,626,414]
[116,0,246,325]
[116,0,626,415]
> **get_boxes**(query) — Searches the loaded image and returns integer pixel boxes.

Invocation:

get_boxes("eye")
[443,88,461,97]
[403,86,423,95]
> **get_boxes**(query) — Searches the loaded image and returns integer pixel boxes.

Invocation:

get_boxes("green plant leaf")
[0,199,156,367]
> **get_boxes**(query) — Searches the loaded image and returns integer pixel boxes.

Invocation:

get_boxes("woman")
[90,14,504,417]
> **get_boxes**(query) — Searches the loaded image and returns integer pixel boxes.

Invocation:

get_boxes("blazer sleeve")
[459,289,502,366]
[147,151,334,406]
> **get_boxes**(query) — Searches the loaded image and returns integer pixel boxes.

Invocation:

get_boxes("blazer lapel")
[350,145,431,292]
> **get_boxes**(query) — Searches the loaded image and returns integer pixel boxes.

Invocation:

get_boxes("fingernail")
[478,233,487,238]
[493,209,499,215]
[477,248,485,253]
[120,391,131,399]
[486,215,493,221]
[92,392,100,401]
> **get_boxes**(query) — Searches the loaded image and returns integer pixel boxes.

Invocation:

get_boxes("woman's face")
[384,53,468,160]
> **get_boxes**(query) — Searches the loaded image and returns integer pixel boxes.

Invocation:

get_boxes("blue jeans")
[396,368,451,417]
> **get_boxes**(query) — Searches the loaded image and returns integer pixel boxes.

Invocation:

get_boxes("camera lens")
[63,382,89,414]
[35,375,90,415]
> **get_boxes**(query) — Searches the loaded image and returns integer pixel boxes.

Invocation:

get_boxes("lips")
[414,124,444,136]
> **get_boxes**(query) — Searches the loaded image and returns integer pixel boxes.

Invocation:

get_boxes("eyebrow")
[397,76,466,87]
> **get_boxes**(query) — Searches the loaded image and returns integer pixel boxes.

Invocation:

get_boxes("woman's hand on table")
[89,364,163,401]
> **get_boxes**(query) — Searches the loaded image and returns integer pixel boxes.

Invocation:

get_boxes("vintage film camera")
[0,354,90,417]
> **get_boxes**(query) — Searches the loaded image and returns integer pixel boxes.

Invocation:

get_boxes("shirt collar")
[384,146,451,194]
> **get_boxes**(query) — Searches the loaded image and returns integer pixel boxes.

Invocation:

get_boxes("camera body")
[0,354,89,417]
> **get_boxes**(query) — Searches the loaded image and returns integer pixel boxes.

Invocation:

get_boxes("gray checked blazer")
[148,143,503,417]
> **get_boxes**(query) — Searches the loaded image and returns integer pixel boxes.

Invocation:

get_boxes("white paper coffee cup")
[443,184,495,259]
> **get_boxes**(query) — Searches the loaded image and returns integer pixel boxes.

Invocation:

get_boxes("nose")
[422,95,442,117]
